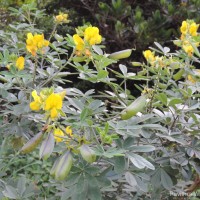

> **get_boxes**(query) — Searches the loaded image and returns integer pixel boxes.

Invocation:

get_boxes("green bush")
[0,3,200,200]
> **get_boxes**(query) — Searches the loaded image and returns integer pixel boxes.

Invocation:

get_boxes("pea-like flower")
[44,93,63,119]
[30,90,43,111]
[30,89,65,120]
[143,50,155,63]
[66,126,73,137]
[72,26,102,55]
[26,33,49,56]
[187,69,200,84]
[55,13,69,24]
[180,20,199,39]
[53,128,64,142]
[180,21,188,35]
[189,22,199,36]
[16,56,25,71]
[73,34,85,51]
[182,45,194,56]
[84,27,102,45]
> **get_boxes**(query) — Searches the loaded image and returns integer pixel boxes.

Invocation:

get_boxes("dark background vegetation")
[0,0,200,92]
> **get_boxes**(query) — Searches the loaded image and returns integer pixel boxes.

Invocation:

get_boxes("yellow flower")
[143,50,155,63]
[180,21,188,35]
[180,20,199,39]
[73,34,85,51]
[30,90,42,111]
[66,126,73,137]
[26,33,49,56]
[16,56,25,71]
[182,45,194,56]
[188,75,196,83]
[44,93,63,119]
[53,128,64,142]
[189,22,199,36]
[188,69,200,84]
[55,13,69,24]
[84,27,102,45]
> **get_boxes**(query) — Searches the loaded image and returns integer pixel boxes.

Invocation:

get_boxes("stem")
[32,56,38,87]
[39,51,75,87]
[124,78,127,103]
[48,24,58,41]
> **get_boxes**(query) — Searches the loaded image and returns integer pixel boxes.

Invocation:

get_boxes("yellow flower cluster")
[44,93,63,119]
[26,33,49,56]
[73,26,102,55]
[55,13,69,24]
[53,126,73,143]
[143,50,165,67]
[180,20,199,38]
[180,20,199,56]
[30,89,66,119]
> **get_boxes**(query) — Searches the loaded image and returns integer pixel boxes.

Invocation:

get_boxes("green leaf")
[60,186,75,200]
[128,153,155,170]
[102,148,125,158]
[97,70,108,79]
[168,98,183,107]
[68,98,84,110]
[161,169,173,190]
[92,45,103,55]
[119,64,127,75]
[80,108,89,121]
[151,169,161,189]
[114,156,126,174]
[155,93,167,105]
[2,185,18,199]
[86,174,102,200]
[123,137,135,149]
[125,172,137,187]
[128,145,155,152]
[17,176,26,197]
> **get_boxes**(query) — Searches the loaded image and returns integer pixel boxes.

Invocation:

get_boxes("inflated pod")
[79,144,96,163]
[120,95,147,120]
[173,69,184,81]
[50,157,60,177]
[20,132,43,154]
[108,49,132,60]
[54,151,73,181]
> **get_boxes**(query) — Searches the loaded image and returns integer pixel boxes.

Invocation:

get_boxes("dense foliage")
[0,2,200,200]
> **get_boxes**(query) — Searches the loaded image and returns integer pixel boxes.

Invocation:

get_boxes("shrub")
[0,3,200,200]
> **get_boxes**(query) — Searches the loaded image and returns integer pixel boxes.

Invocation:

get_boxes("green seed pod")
[79,144,96,163]
[39,132,55,160]
[54,34,64,42]
[20,132,43,154]
[50,157,60,177]
[55,151,73,181]
[131,62,142,67]
[108,49,132,60]
[121,95,147,120]
[157,83,167,89]
[173,69,184,81]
